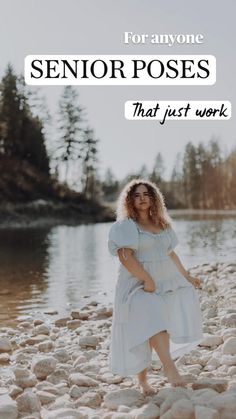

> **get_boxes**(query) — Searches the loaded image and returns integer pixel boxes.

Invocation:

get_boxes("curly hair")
[116,178,171,229]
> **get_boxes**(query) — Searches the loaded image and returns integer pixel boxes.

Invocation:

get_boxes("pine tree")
[80,127,99,199]
[0,64,22,156]
[138,164,149,179]
[102,168,119,201]
[56,86,85,183]
[182,143,200,208]
[150,152,165,184]
[0,65,50,175]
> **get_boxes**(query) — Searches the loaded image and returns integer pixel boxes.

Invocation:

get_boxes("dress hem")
[108,356,152,376]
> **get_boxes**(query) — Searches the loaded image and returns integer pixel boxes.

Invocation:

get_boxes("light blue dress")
[108,217,204,376]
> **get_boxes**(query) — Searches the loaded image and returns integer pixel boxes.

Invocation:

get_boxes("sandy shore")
[0,262,236,418]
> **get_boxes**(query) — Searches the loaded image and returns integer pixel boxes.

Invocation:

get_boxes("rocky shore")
[0,262,236,418]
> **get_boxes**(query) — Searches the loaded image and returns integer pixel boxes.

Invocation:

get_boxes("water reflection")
[0,215,235,325]
[175,217,236,266]
[0,228,50,324]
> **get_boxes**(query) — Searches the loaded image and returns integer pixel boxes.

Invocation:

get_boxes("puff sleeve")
[108,218,139,257]
[167,227,179,254]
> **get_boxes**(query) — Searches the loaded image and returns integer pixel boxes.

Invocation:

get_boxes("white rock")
[34,319,44,326]
[16,390,41,413]
[69,372,99,387]
[77,360,100,375]
[0,337,12,352]
[54,348,70,363]
[157,410,173,419]
[73,355,87,367]
[32,356,57,379]
[9,385,23,398]
[78,336,99,349]
[41,407,83,418]
[228,380,236,390]
[47,368,69,384]
[0,394,17,419]
[208,393,236,417]
[157,387,190,400]
[18,321,32,329]
[33,324,50,335]
[38,340,54,352]
[117,405,131,413]
[222,337,236,355]
[192,378,228,392]
[13,366,29,378]
[171,398,194,419]
[36,390,57,405]
[93,307,113,318]
[191,388,218,406]
[220,313,236,327]
[75,391,102,408]
[43,308,58,315]
[199,334,223,347]
[103,389,145,410]
[206,356,221,368]
[55,317,71,327]
[111,414,132,419]
[195,405,220,419]
[228,366,236,376]
[71,309,90,320]
[221,328,236,342]
[131,402,160,419]
[13,367,38,389]
[221,354,236,365]
[21,334,48,346]
[69,385,84,398]
[16,373,38,389]
[100,373,123,384]
[0,353,10,363]
[67,320,81,329]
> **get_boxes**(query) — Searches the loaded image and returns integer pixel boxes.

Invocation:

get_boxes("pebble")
[0,353,10,363]
[16,390,41,413]
[195,405,220,419]
[69,372,99,387]
[103,389,145,410]
[78,336,99,349]
[0,394,17,419]
[192,378,228,392]
[0,337,12,352]
[171,398,195,419]
[199,334,223,347]
[132,402,160,418]
[222,336,236,355]
[32,356,57,379]
[75,390,103,407]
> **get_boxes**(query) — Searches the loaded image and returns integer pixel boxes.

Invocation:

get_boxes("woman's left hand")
[187,275,202,289]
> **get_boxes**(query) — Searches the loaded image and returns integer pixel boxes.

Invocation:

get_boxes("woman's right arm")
[117,248,156,292]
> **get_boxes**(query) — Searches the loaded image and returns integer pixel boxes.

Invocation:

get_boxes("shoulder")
[109,217,137,236]
[165,225,178,251]
[108,218,139,256]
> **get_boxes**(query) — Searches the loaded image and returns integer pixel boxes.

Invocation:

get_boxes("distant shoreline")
[169,209,236,215]
[0,199,114,229]
[0,202,236,229]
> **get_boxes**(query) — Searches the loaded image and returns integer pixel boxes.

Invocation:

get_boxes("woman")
[108,179,203,395]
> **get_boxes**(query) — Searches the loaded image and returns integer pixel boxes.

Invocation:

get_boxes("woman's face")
[133,184,151,212]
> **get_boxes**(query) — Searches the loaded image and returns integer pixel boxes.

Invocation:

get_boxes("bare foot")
[138,381,156,395]
[163,361,187,388]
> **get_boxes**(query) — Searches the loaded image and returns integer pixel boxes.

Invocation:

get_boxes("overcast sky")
[1,0,235,180]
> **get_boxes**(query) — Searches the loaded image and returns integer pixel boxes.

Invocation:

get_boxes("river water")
[0,213,235,325]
